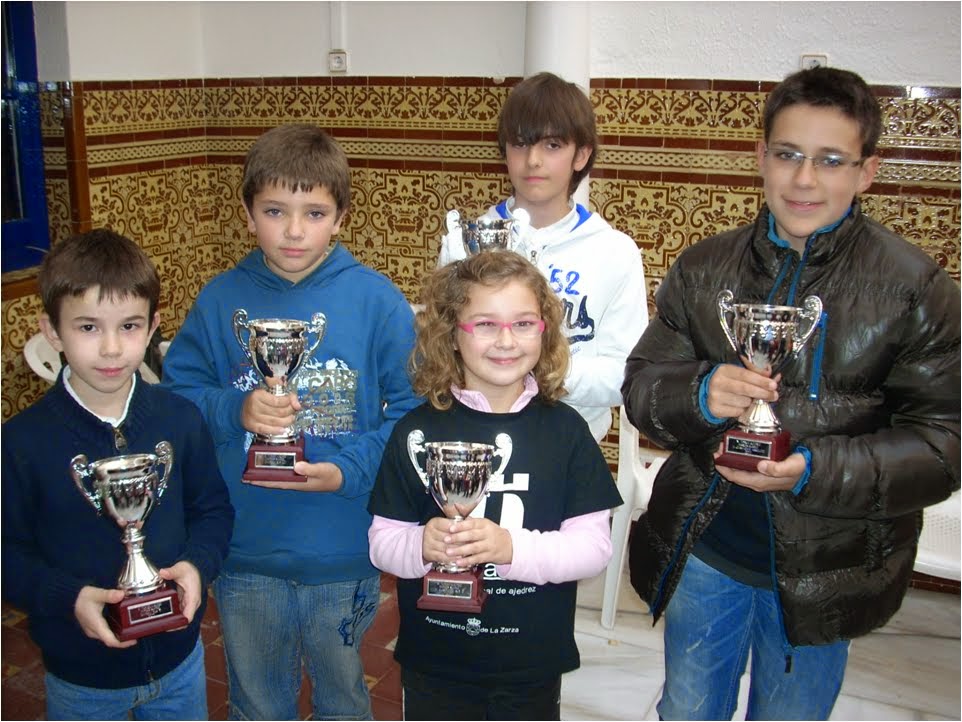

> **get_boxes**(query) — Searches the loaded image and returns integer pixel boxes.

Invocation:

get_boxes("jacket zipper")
[651,472,722,617]
[764,494,795,672]
[113,425,128,452]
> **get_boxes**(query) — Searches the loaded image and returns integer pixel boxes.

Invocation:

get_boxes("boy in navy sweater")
[2,229,234,720]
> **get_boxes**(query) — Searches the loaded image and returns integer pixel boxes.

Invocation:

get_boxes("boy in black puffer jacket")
[622,66,960,720]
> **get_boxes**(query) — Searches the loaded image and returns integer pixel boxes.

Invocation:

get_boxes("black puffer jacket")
[623,202,960,646]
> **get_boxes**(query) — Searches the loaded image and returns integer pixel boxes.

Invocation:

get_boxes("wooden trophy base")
[243,438,306,483]
[106,582,188,642]
[417,567,488,613]
[715,428,791,472]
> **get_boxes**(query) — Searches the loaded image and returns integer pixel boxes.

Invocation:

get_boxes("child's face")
[455,279,543,412]
[505,138,591,224]
[40,287,159,413]
[246,182,343,284]
[758,103,879,251]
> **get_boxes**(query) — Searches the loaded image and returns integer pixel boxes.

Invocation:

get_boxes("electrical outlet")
[800,54,828,70]
[328,50,348,74]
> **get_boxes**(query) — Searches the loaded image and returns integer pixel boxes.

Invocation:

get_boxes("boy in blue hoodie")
[162,124,420,720]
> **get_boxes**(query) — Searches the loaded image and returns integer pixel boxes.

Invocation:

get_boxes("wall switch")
[328,50,348,73]
[800,54,828,70]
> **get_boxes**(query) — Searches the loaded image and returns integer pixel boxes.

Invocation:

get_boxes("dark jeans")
[402,667,562,720]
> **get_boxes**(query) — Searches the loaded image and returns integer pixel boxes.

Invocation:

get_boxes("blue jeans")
[213,571,379,720]
[45,638,206,720]
[659,554,849,720]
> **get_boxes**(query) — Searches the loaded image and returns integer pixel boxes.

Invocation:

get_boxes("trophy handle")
[304,312,328,358]
[153,441,174,502]
[509,208,530,252]
[407,429,429,491]
[69,454,102,513]
[716,289,738,353]
[232,308,250,353]
[794,296,824,353]
[445,209,462,235]
[491,433,513,480]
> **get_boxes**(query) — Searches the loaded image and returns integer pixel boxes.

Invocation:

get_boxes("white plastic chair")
[23,332,161,385]
[23,332,63,383]
[914,490,961,581]
[601,405,668,629]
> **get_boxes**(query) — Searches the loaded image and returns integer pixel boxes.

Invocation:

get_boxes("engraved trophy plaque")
[445,208,530,256]
[70,442,188,641]
[407,431,512,612]
[233,310,327,483]
[715,289,822,471]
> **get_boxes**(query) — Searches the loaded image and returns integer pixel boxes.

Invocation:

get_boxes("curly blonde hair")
[412,252,569,410]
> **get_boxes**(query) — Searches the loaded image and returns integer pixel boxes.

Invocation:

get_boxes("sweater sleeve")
[1,439,90,620]
[495,510,612,585]
[368,515,432,579]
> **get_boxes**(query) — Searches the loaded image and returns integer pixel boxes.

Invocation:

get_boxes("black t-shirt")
[369,397,622,684]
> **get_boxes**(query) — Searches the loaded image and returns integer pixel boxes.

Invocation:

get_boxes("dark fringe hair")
[764,66,882,158]
[39,228,160,329]
[497,72,597,197]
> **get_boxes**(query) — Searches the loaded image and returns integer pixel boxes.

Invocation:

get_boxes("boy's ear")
[39,314,64,353]
[244,204,257,234]
[756,140,767,171]
[331,209,346,236]
[573,145,593,172]
[856,155,880,195]
[149,311,161,337]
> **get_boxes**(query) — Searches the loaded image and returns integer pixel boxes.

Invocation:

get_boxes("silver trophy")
[715,289,822,469]
[407,431,512,611]
[70,441,186,640]
[232,310,327,482]
[445,208,530,256]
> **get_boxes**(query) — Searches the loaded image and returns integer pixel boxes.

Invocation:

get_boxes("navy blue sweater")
[1,372,234,688]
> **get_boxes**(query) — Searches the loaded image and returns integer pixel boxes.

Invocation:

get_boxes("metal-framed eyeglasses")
[764,145,865,173]
[457,319,546,339]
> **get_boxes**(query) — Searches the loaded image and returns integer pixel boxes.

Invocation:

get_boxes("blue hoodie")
[162,243,420,584]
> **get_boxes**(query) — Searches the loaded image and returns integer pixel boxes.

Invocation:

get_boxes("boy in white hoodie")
[439,72,649,441]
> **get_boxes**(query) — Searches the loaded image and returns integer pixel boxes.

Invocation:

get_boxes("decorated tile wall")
[3,77,959,458]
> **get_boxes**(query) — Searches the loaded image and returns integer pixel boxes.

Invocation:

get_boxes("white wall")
[591,1,961,86]
[35,1,961,86]
[61,1,203,81]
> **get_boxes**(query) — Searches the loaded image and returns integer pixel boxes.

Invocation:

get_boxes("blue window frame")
[2,1,49,273]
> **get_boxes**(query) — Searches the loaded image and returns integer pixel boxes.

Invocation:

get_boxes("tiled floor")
[3,571,959,720]
[1,574,403,721]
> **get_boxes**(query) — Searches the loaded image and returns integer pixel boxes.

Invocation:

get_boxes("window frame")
[2,1,49,274]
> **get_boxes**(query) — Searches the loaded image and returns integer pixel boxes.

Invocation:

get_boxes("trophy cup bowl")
[446,208,530,256]
[233,309,327,483]
[715,290,822,471]
[70,441,188,641]
[407,432,513,612]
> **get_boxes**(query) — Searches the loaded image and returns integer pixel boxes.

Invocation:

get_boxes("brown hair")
[412,252,569,410]
[497,72,597,197]
[241,124,352,217]
[39,228,160,329]
[764,66,883,158]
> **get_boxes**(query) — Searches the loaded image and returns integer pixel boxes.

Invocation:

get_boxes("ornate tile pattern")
[3,77,959,426]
